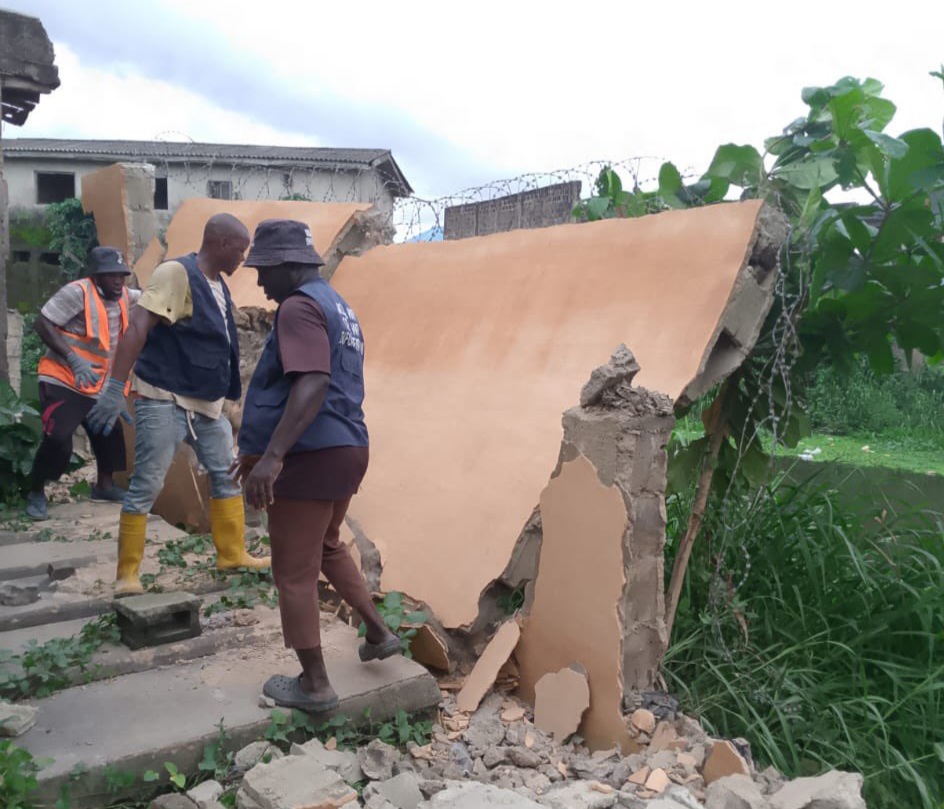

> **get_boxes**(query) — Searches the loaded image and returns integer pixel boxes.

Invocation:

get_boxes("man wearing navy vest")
[231,218,399,713]
[86,213,270,596]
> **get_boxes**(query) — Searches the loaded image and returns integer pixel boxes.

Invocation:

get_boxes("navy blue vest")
[135,254,241,401]
[239,278,368,456]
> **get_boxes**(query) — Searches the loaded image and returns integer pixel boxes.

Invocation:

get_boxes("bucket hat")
[244,219,325,268]
[87,246,131,276]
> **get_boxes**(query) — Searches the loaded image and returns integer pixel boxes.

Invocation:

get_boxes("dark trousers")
[29,382,127,489]
[268,497,375,649]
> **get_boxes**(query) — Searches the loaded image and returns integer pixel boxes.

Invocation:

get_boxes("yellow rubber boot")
[115,512,147,597]
[210,496,271,571]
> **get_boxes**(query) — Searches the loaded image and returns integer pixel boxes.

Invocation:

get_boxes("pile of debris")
[151,691,866,809]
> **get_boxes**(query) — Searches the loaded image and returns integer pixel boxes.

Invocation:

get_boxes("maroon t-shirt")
[271,295,369,502]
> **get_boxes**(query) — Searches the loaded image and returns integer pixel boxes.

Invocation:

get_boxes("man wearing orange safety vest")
[25,247,141,521]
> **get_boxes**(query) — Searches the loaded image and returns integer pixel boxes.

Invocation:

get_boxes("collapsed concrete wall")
[329,200,783,639]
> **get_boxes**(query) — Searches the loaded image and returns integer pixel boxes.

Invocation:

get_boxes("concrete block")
[187,780,223,808]
[358,738,402,780]
[291,736,362,784]
[47,561,77,582]
[540,781,619,808]
[705,774,769,809]
[148,795,199,809]
[364,771,424,809]
[240,755,357,809]
[419,781,543,808]
[769,771,865,809]
[0,700,38,736]
[114,592,201,650]
[0,581,39,606]
[234,741,283,771]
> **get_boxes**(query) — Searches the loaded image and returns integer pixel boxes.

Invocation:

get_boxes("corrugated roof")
[4,138,413,195]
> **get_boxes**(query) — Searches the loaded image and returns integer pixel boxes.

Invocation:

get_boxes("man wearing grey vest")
[232,219,399,713]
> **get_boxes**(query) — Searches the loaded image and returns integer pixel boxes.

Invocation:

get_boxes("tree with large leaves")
[575,73,944,634]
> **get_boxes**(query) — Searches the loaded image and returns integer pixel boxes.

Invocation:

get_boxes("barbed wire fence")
[139,151,698,243]
[388,157,688,242]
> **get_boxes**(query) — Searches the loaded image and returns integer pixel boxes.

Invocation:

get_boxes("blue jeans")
[123,398,240,515]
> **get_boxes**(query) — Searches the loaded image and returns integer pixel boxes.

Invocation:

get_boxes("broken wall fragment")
[81,163,159,267]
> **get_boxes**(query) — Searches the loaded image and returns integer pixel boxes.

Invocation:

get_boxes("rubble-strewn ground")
[151,684,866,809]
[0,469,866,809]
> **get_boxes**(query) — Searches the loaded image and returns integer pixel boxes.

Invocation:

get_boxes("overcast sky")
[4,0,943,198]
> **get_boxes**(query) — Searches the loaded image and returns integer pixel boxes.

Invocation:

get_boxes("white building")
[2,138,412,224]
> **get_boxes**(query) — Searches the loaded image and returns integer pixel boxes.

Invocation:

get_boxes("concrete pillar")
[0,79,11,384]
[6,309,22,395]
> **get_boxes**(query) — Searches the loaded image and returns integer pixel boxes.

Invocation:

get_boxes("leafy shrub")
[0,740,46,809]
[805,358,944,444]
[0,383,42,502]
[45,198,97,282]
[18,313,44,396]
[664,479,944,808]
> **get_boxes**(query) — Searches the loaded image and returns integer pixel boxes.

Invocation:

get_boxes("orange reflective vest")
[37,279,131,395]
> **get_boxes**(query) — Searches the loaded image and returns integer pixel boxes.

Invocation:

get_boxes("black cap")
[87,247,131,276]
[244,219,325,268]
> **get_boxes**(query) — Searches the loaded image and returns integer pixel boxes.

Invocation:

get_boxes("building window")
[154,177,168,210]
[207,180,232,200]
[36,172,75,204]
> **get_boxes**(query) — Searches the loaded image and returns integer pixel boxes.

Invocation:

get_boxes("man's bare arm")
[109,306,161,382]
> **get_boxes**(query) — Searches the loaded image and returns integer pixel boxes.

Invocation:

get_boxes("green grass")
[664,479,944,809]
[674,421,944,477]
[777,433,944,477]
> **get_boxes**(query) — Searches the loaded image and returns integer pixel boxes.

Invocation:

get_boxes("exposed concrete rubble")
[512,348,674,751]
[676,204,789,407]
[221,690,865,809]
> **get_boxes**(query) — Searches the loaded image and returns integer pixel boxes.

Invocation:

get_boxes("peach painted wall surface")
[136,198,371,308]
[331,201,764,628]
[81,164,132,263]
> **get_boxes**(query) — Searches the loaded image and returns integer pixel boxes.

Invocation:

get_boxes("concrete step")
[0,590,113,633]
[3,608,282,697]
[0,615,94,655]
[0,549,104,582]
[0,574,236,633]
[20,616,441,808]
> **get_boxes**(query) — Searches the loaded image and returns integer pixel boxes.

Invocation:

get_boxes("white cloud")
[12,43,320,148]
[155,0,944,182]
[9,0,944,197]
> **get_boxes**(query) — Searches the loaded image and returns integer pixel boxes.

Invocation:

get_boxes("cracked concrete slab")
[19,617,440,808]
